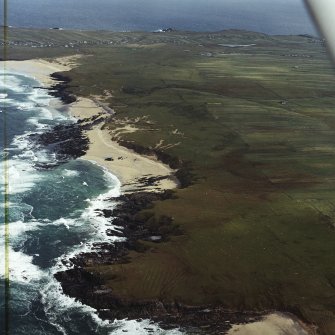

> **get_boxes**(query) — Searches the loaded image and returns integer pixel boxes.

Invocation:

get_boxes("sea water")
[0,73,182,334]
[5,0,316,35]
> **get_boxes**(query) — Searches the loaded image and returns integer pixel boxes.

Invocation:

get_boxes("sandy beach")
[227,312,317,335]
[2,56,178,192]
[2,57,78,86]
[69,97,178,192]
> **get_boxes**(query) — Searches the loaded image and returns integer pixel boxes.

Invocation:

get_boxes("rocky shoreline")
[48,73,78,104]
[41,72,312,334]
[30,122,90,168]
[56,266,265,333]
[30,74,105,168]
[38,73,264,334]
[54,191,265,334]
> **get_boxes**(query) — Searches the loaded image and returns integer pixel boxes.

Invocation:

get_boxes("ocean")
[0,73,182,334]
[4,0,316,35]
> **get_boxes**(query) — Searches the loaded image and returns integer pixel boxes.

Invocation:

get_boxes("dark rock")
[54,267,102,297]
[29,122,89,168]
[48,73,77,104]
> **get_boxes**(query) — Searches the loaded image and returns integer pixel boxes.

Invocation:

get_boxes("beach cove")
[2,57,178,193]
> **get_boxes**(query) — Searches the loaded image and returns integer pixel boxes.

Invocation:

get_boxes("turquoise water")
[0,73,182,334]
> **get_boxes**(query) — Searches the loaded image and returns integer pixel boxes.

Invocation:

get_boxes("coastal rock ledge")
[54,191,265,334]
[55,267,264,334]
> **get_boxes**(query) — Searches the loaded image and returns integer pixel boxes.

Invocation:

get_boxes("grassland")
[3,28,335,334]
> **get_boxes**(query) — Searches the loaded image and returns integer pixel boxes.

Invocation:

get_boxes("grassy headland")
[3,28,335,334]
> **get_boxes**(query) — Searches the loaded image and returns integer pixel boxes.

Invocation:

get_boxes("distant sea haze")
[4,0,317,35]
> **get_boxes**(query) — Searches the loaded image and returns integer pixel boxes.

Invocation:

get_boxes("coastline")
[69,97,178,192]
[2,56,317,335]
[2,57,77,86]
[2,57,178,193]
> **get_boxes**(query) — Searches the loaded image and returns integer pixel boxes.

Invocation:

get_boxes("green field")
[4,28,335,334]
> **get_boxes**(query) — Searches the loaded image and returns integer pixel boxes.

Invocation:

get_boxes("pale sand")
[227,312,316,335]
[70,97,178,192]
[2,56,80,86]
[2,57,178,192]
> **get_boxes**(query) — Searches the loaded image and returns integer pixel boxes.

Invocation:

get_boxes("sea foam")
[0,71,183,335]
